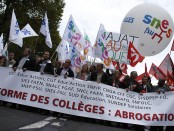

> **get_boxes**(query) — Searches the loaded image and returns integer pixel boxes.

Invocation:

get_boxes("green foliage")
[0,0,65,58]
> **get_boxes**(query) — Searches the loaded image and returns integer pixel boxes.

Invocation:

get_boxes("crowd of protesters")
[0,47,173,131]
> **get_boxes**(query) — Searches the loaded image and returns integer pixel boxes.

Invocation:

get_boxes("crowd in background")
[0,47,173,131]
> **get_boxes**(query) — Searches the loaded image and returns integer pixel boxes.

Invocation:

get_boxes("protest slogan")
[0,67,174,126]
[105,32,139,64]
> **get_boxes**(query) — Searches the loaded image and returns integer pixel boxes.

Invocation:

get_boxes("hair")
[44,51,50,54]
[24,47,32,54]
[97,63,103,69]
[81,64,89,73]
[130,71,137,76]
[8,51,14,54]
[92,65,96,70]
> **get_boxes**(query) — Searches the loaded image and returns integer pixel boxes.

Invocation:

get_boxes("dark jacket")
[123,77,141,93]
[90,71,109,85]
[111,79,124,89]
[153,84,170,92]
[57,67,74,78]
[13,56,36,71]
[35,60,54,74]
[140,83,152,93]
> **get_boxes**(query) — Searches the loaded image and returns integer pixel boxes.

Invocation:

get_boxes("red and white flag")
[127,42,144,67]
[112,61,127,74]
[149,63,166,80]
[171,39,174,51]
[158,54,174,79]
[136,73,146,84]
[136,63,150,84]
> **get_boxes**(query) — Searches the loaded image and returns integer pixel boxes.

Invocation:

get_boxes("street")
[0,104,131,131]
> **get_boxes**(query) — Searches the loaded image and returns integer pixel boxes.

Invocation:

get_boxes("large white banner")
[0,67,174,126]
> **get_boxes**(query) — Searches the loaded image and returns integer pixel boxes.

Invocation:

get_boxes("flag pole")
[54,53,58,62]
[50,50,57,61]
[169,39,174,55]
[34,32,40,53]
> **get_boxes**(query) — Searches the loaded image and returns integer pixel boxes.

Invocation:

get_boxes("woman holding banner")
[76,64,90,81]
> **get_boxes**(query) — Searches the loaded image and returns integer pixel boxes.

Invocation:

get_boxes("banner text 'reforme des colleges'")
[0,67,174,126]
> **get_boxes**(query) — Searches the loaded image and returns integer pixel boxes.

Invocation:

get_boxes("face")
[36,56,41,63]
[131,72,138,79]
[64,59,71,68]
[43,51,50,60]
[142,76,148,84]
[97,64,103,72]
[115,71,121,79]
[82,64,88,72]
[23,48,30,56]
[8,53,14,60]
[56,61,61,68]
[89,66,94,72]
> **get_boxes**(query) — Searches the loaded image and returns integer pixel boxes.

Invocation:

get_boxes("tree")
[0,0,65,58]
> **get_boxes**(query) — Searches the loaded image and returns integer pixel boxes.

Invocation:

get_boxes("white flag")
[56,40,70,61]
[2,43,8,58]
[94,24,106,59]
[21,24,38,38]
[0,33,3,54]
[84,31,95,58]
[69,45,84,68]
[40,13,52,48]
[9,9,23,47]
[62,15,85,52]
[94,24,114,69]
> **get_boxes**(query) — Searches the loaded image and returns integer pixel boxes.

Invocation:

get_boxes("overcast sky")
[58,0,174,84]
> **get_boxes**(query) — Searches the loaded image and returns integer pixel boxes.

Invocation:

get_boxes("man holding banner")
[13,47,36,72]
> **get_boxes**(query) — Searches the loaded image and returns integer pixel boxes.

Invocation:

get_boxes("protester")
[5,51,16,68]
[153,79,170,93]
[35,51,53,115]
[150,79,171,131]
[140,76,153,94]
[122,71,144,131]
[12,47,36,110]
[0,56,6,67]
[123,71,141,92]
[35,51,53,74]
[106,69,115,86]
[110,70,124,88]
[90,63,108,85]
[0,56,6,105]
[56,59,74,78]
[13,47,36,71]
[88,65,96,80]
[76,63,89,80]
[35,55,41,64]
[138,76,153,131]
[53,61,62,76]
[89,65,96,74]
